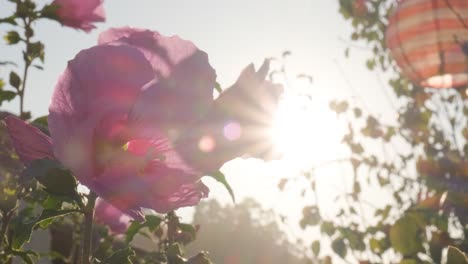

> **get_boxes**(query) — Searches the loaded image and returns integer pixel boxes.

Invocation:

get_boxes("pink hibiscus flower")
[5,27,282,222]
[52,0,105,32]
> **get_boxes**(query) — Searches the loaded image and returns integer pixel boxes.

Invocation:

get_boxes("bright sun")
[271,93,344,168]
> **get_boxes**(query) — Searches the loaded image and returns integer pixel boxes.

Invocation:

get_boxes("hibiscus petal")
[147,181,209,214]
[98,27,146,45]
[174,61,283,172]
[53,0,105,32]
[95,198,133,233]
[48,44,155,185]
[92,137,206,214]
[4,116,54,164]
[99,28,217,126]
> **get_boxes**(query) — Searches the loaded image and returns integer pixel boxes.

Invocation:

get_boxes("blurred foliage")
[187,198,308,264]
[0,1,213,258]
[278,0,468,263]
[0,0,61,117]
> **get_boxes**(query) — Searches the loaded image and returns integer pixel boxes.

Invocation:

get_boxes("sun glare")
[271,93,344,168]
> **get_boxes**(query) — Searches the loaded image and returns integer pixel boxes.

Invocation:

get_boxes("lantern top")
[386,0,468,88]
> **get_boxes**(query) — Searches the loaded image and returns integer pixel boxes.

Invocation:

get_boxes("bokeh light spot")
[223,121,242,141]
[198,135,216,152]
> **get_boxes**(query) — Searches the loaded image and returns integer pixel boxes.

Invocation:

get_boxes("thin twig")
[19,17,32,118]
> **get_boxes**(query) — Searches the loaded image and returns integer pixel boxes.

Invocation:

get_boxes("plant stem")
[19,17,32,119]
[81,192,97,264]
[166,211,178,244]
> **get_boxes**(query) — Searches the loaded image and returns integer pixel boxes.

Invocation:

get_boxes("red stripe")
[399,60,467,78]
[392,0,468,22]
[387,19,467,46]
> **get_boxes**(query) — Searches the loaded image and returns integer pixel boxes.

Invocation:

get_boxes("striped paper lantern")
[386,0,468,88]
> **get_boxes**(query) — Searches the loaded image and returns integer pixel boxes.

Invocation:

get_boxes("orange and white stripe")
[386,0,468,88]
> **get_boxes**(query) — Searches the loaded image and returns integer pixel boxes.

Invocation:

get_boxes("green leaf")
[9,71,21,89]
[11,220,35,250]
[145,215,162,231]
[0,90,17,104]
[35,209,80,226]
[32,115,49,133]
[446,246,468,264]
[22,159,81,204]
[311,240,320,256]
[101,248,135,264]
[208,170,235,203]
[125,221,142,244]
[32,64,44,70]
[345,230,365,251]
[187,252,213,264]
[0,16,17,25]
[125,215,162,244]
[331,238,347,258]
[10,250,39,264]
[390,215,423,256]
[11,209,80,249]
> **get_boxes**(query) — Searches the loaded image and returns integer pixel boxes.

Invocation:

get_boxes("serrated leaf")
[145,215,162,231]
[22,159,79,199]
[11,220,35,249]
[35,209,80,226]
[12,208,80,249]
[125,215,162,244]
[22,159,83,207]
[447,246,468,264]
[125,221,142,244]
[208,170,235,203]
[101,248,135,264]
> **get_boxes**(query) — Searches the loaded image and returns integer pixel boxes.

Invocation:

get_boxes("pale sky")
[0,0,398,259]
